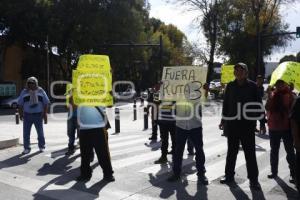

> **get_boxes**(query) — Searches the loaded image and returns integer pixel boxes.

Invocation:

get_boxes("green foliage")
[214,0,293,78]
[279,54,296,63]
[0,0,192,91]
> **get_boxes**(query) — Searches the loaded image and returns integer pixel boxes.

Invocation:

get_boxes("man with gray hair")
[18,77,50,154]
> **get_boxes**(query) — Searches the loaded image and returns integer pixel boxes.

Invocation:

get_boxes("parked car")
[209,79,223,99]
[115,89,137,101]
[0,96,18,109]
[140,90,148,100]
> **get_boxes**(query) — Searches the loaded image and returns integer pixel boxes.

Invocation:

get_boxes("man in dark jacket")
[219,63,264,190]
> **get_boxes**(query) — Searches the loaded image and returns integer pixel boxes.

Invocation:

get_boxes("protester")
[154,101,176,164]
[219,63,263,190]
[290,94,300,194]
[147,86,160,141]
[256,75,267,134]
[265,79,296,183]
[65,84,78,155]
[18,77,50,155]
[167,84,208,185]
[76,106,114,182]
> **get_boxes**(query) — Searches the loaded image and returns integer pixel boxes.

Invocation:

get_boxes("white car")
[0,96,18,109]
[115,89,137,101]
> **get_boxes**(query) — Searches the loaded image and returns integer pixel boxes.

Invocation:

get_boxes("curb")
[0,137,19,149]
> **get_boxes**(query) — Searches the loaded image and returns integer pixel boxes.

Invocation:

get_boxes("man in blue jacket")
[18,77,50,155]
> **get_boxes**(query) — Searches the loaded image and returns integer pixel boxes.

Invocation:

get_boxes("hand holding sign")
[160,66,207,101]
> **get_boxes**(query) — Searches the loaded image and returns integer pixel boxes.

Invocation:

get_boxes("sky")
[148,0,300,62]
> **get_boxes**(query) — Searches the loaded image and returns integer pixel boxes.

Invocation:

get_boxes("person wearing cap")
[219,63,264,190]
[17,77,50,154]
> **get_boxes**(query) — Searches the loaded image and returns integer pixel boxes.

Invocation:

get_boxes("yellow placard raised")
[160,66,207,101]
[221,65,235,84]
[77,54,111,72]
[270,62,300,91]
[72,54,113,106]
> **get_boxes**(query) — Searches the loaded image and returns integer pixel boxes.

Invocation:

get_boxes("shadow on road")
[0,151,41,169]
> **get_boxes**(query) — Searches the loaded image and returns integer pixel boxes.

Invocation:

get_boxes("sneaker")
[154,157,167,164]
[22,149,31,155]
[103,175,115,182]
[250,181,261,190]
[220,176,234,184]
[198,174,209,185]
[167,174,180,182]
[76,175,91,182]
[39,147,45,152]
[267,174,277,179]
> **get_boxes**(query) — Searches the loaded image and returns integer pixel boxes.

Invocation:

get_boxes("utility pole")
[46,35,50,94]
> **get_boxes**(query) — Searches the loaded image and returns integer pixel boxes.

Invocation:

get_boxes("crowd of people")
[17,61,300,194]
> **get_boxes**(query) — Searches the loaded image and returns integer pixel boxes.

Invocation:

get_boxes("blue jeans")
[67,113,77,149]
[173,127,206,176]
[23,112,45,150]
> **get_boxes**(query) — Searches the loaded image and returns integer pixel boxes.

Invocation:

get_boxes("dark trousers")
[67,114,77,149]
[79,128,113,178]
[150,106,158,137]
[187,138,194,154]
[173,127,206,176]
[225,125,259,181]
[269,131,296,177]
[159,124,175,156]
[296,151,300,191]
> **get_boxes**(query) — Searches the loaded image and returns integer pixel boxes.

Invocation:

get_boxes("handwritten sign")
[160,66,207,101]
[77,55,111,72]
[72,54,113,106]
[221,65,235,84]
[270,61,300,91]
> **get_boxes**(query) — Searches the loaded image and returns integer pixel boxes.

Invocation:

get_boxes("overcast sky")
[148,0,300,62]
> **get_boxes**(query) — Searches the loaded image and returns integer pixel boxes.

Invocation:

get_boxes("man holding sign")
[162,66,209,185]
[73,55,114,182]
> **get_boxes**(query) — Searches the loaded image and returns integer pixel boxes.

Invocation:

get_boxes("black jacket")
[222,79,263,126]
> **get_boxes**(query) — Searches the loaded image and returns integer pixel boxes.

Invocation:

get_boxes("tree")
[279,54,296,63]
[217,0,293,79]
[0,0,193,92]
[296,52,300,62]
[166,0,226,83]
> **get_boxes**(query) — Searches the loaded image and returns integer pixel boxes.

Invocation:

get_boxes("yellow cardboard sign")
[221,65,235,84]
[72,54,113,106]
[160,66,207,101]
[270,62,300,91]
[77,54,111,72]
